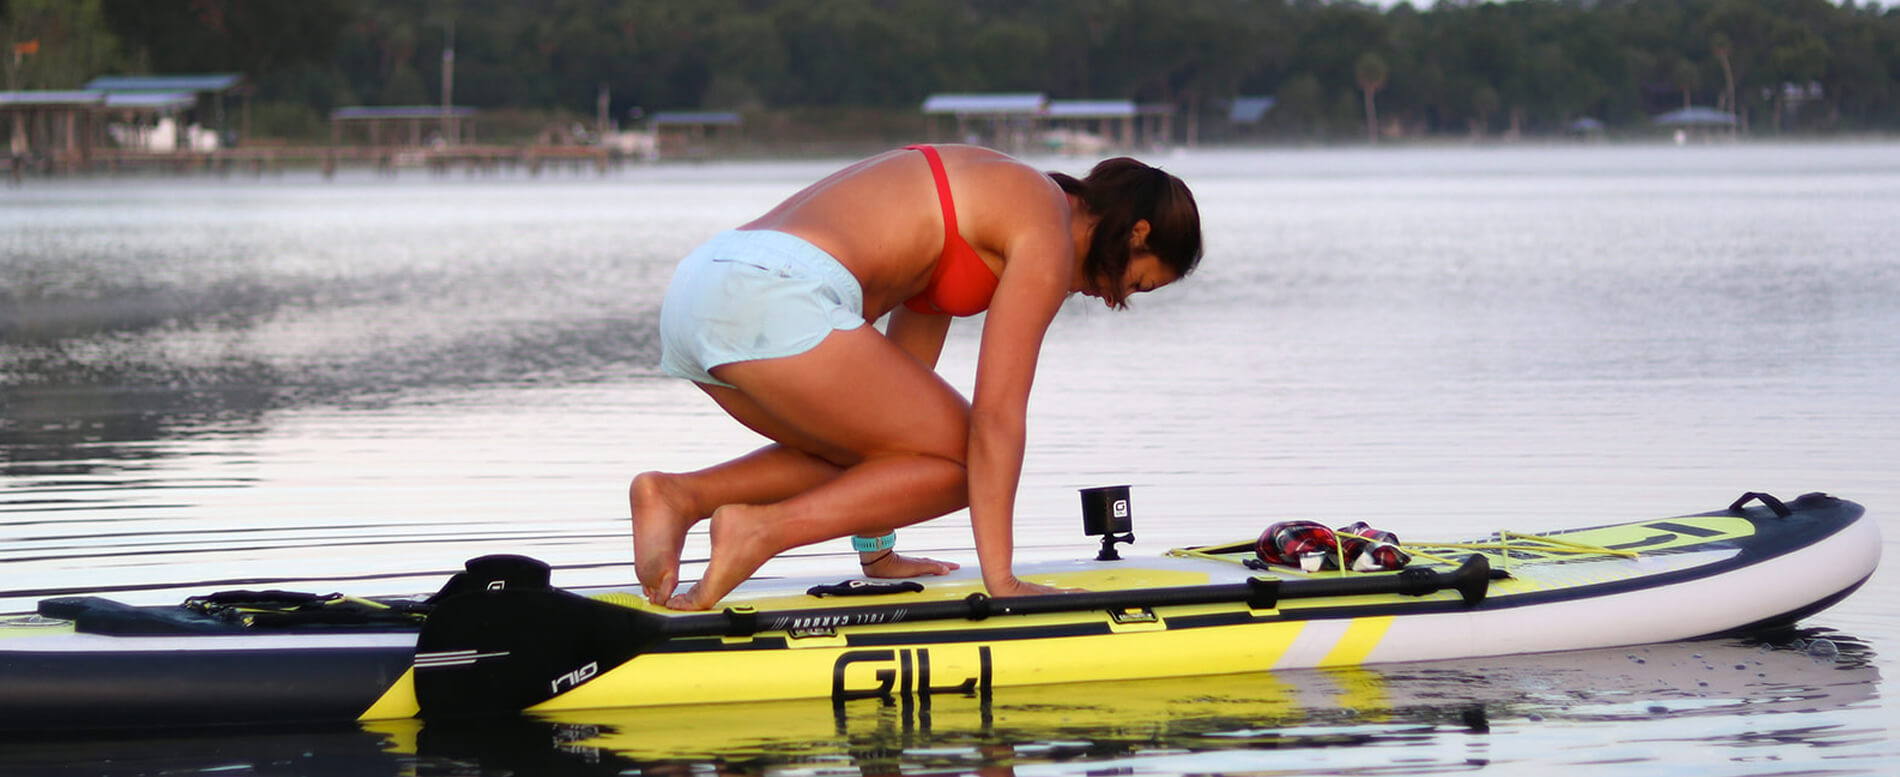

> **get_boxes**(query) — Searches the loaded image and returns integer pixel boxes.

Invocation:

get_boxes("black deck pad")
[806,579,927,597]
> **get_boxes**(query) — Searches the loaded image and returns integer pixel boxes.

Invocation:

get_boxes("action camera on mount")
[1080,485,1135,561]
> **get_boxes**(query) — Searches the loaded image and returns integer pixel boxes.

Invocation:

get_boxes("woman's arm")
[884,305,952,369]
[966,180,1074,597]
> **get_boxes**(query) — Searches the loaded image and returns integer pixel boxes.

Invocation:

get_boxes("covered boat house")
[922,93,1177,152]
[922,93,1047,152]
[4,88,202,177]
[81,73,248,147]
[330,105,479,148]
[647,111,741,157]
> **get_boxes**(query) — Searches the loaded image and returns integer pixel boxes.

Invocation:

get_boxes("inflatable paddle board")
[0,492,1877,731]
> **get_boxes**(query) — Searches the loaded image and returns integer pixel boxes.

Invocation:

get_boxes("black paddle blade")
[414,586,660,718]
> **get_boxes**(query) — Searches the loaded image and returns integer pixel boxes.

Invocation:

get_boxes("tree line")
[5,0,1898,142]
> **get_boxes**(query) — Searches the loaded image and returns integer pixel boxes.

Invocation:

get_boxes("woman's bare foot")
[666,503,781,611]
[860,551,959,579]
[630,472,698,605]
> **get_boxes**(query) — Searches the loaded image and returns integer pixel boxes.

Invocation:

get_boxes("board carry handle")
[1728,492,1792,518]
[413,554,1490,718]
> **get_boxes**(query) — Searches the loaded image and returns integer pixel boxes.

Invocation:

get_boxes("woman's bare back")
[741,146,1063,317]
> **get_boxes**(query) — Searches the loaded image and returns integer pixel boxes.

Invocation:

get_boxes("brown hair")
[1049,158,1202,307]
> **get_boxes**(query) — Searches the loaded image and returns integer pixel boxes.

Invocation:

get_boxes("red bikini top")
[902,145,999,317]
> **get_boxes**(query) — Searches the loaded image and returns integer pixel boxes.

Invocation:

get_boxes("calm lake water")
[3,142,1897,775]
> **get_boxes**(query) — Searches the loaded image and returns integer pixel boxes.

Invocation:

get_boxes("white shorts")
[659,230,867,388]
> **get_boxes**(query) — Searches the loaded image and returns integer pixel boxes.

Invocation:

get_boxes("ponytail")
[1049,158,1202,307]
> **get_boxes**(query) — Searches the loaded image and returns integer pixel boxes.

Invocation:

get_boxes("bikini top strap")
[905,145,958,248]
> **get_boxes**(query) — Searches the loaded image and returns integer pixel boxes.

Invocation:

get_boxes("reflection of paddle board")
[369,632,1878,767]
[0,492,1877,731]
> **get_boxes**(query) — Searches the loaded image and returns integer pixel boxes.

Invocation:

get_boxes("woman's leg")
[665,324,973,610]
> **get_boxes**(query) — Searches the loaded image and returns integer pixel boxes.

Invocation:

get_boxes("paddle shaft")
[656,554,1490,641]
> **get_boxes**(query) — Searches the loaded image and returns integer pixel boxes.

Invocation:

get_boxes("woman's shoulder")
[927,145,1063,205]
[929,144,1032,173]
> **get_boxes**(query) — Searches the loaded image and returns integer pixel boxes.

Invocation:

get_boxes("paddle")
[413,553,1491,717]
[660,552,1490,639]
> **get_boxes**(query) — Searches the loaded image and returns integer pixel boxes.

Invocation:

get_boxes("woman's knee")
[909,420,970,466]
[629,471,674,512]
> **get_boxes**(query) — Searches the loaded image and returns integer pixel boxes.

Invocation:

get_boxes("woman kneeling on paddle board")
[633,144,1203,610]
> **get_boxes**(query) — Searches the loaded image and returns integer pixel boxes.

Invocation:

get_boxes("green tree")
[31,0,1897,144]
[1471,85,1500,137]
[1701,0,1780,131]
[966,21,1048,93]
[705,14,785,110]
[3,0,119,90]
[1768,28,1830,131]
[1355,51,1388,143]
[1671,58,1701,108]
[1821,8,1893,128]
[1275,73,1324,139]
[1712,32,1737,114]
[99,0,351,77]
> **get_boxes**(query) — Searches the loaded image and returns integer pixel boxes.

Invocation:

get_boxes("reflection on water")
[2,176,759,611]
[0,181,683,473]
[500,631,1882,774]
[0,632,1879,777]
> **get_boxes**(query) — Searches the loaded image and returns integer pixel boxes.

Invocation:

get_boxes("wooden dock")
[9,143,629,182]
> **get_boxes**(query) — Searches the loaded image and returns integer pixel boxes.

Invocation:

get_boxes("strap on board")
[1728,492,1792,518]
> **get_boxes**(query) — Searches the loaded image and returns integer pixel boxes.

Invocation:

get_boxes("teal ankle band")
[851,532,896,553]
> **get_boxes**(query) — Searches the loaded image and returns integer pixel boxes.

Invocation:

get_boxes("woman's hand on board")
[984,574,1084,598]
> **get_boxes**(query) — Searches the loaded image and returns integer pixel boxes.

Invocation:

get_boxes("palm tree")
[1355,52,1388,143]
[1671,59,1699,110]
[1712,33,1739,134]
